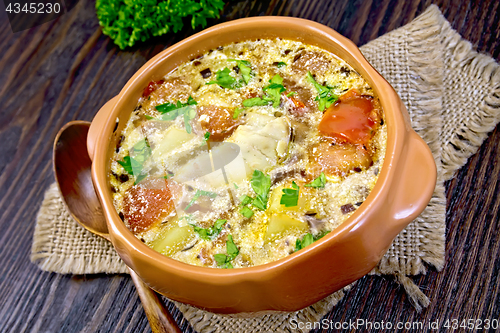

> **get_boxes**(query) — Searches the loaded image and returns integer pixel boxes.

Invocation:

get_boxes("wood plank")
[0,0,498,332]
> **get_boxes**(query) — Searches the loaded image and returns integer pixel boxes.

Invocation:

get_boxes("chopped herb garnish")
[242,74,286,108]
[191,219,227,241]
[204,131,211,141]
[214,235,239,268]
[155,96,198,133]
[233,107,245,119]
[263,74,286,107]
[242,97,270,107]
[239,195,254,218]
[250,170,272,210]
[206,67,241,89]
[185,189,217,210]
[228,59,252,84]
[280,181,300,207]
[233,183,239,189]
[276,61,287,68]
[156,96,197,114]
[239,195,253,206]
[118,139,151,184]
[240,206,254,219]
[295,231,330,252]
[306,71,338,111]
[286,91,297,97]
[305,172,327,189]
[295,233,314,251]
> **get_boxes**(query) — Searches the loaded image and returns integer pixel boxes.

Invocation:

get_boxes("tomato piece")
[198,105,240,141]
[309,142,372,177]
[338,88,360,102]
[318,92,379,145]
[142,80,164,98]
[122,178,179,233]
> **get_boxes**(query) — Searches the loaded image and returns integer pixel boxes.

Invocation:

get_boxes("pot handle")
[389,130,437,231]
[87,96,118,161]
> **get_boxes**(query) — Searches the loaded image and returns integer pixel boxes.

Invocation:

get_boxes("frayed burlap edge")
[32,183,129,274]
[439,21,500,180]
[367,5,447,312]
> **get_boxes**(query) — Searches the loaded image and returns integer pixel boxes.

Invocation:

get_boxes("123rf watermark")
[2,0,79,32]
[290,318,499,331]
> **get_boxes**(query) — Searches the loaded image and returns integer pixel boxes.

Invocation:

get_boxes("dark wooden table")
[1,0,499,332]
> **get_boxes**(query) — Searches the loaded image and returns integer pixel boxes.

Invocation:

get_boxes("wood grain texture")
[0,0,499,332]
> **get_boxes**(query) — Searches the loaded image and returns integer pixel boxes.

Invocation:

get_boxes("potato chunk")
[150,224,195,256]
[268,181,313,213]
[264,213,308,243]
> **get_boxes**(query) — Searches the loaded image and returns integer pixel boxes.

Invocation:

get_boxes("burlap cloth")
[31,5,500,332]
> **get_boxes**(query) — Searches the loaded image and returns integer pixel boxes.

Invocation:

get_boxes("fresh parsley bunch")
[96,0,226,49]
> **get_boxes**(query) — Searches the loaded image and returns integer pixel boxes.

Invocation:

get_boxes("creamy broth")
[109,39,387,268]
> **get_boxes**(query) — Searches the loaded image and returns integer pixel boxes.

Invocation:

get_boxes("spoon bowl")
[53,121,181,333]
[53,121,109,238]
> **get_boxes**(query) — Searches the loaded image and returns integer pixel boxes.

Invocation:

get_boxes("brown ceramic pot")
[87,17,436,314]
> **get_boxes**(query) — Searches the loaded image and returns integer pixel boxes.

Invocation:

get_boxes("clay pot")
[87,17,436,314]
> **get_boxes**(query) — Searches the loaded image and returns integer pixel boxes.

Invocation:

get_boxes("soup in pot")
[109,38,387,268]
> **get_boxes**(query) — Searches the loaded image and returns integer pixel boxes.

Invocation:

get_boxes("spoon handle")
[129,268,182,333]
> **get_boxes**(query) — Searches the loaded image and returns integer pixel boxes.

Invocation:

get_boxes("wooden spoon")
[53,120,181,333]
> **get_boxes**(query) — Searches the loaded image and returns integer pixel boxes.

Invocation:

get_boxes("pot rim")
[92,17,408,282]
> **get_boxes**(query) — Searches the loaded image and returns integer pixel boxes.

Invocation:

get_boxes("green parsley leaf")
[228,59,252,84]
[242,97,270,107]
[117,139,151,184]
[276,61,287,68]
[185,189,217,210]
[242,74,286,108]
[240,206,254,218]
[155,97,198,133]
[213,253,227,264]
[306,71,338,111]
[156,96,197,114]
[233,107,245,119]
[206,67,241,89]
[95,0,226,50]
[204,131,211,141]
[295,231,330,252]
[117,156,138,175]
[250,170,271,210]
[280,181,300,207]
[214,235,239,268]
[226,235,239,259]
[239,195,253,206]
[305,172,327,189]
[191,219,227,241]
[295,233,314,252]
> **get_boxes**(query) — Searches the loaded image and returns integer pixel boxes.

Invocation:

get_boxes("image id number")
[6,2,61,14]
[443,318,499,330]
